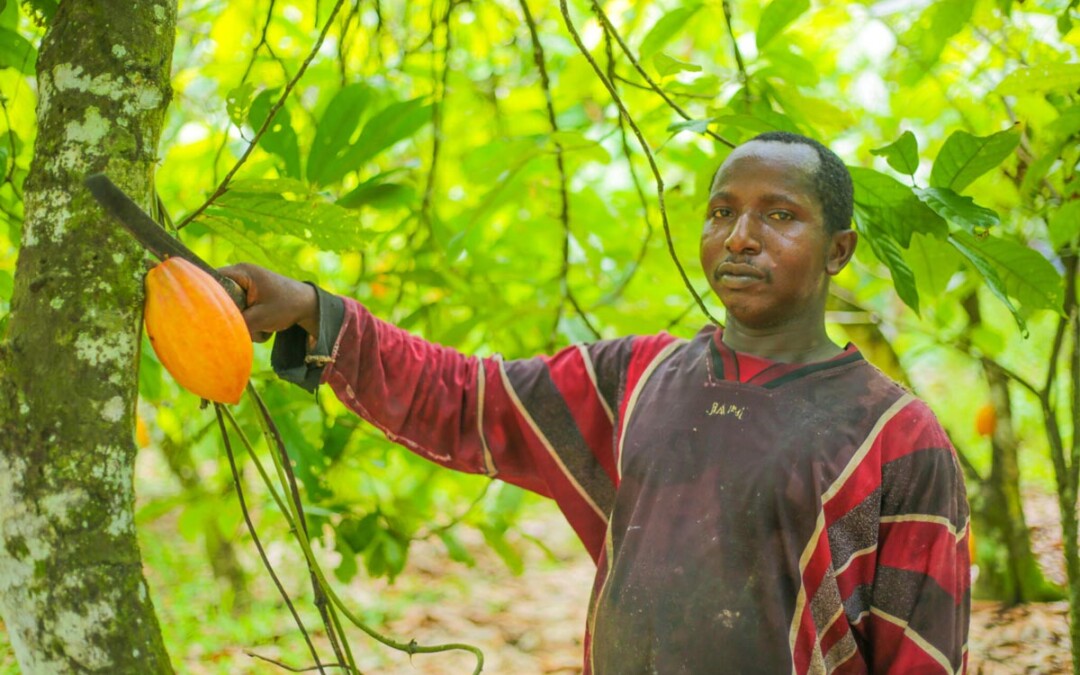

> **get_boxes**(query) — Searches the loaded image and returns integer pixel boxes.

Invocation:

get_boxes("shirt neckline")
[708,327,863,388]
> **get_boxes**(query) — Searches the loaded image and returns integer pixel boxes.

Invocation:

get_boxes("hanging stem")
[219,397,485,674]
[558,0,718,325]
[213,404,329,674]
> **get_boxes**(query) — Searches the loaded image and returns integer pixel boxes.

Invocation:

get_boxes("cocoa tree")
[0,1,176,671]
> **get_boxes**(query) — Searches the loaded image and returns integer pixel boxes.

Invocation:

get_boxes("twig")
[181,0,349,229]
[559,0,719,325]
[214,405,327,674]
[589,2,734,148]
[226,395,485,673]
[720,0,751,108]
[246,652,357,673]
[415,482,492,540]
[421,0,454,230]
[593,25,653,309]
[247,386,355,671]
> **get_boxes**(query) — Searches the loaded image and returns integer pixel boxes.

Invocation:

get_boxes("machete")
[84,173,246,309]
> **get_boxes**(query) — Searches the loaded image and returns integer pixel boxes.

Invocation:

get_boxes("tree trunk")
[0,1,177,671]
[961,294,1060,603]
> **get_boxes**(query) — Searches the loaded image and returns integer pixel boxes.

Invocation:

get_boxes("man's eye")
[711,207,734,218]
[768,211,794,221]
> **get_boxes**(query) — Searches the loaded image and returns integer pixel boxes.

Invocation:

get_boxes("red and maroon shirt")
[278,293,970,674]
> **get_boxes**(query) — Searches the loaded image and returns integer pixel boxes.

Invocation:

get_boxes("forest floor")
[0,489,1074,673]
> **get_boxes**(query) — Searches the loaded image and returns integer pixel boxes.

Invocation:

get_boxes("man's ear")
[826,229,857,276]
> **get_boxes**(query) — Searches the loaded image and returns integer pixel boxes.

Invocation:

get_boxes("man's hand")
[219,263,319,344]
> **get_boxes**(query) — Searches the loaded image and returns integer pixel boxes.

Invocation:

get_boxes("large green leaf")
[949,231,1064,331]
[914,187,1000,235]
[639,4,702,62]
[653,53,701,77]
[903,231,962,296]
[0,26,35,74]
[313,97,431,188]
[854,205,920,314]
[249,90,302,179]
[870,130,919,177]
[756,0,810,50]
[929,127,1021,193]
[337,170,418,210]
[850,167,946,245]
[203,185,363,253]
[996,63,1080,95]
[307,83,373,186]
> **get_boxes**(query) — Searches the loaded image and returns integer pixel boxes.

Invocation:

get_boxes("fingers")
[218,263,258,306]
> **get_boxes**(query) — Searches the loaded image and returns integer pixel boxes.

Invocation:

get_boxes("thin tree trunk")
[0,1,177,671]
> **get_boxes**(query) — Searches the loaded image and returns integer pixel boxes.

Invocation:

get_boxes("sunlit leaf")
[870,130,919,177]
[996,63,1080,95]
[950,231,1064,331]
[903,231,962,296]
[307,83,373,186]
[639,4,702,62]
[1048,200,1080,250]
[915,187,1000,235]
[0,26,35,74]
[225,82,256,127]
[850,167,946,245]
[930,127,1021,193]
[249,89,302,179]
[204,189,363,253]
[855,206,920,314]
[652,52,701,77]
[756,0,810,50]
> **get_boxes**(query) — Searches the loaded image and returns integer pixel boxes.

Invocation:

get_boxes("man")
[222,131,970,674]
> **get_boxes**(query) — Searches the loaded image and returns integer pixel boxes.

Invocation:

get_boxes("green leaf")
[870,130,919,177]
[0,268,11,299]
[316,97,431,188]
[914,187,1000,235]
[204,187,363,253]
[225,83,257,127]
[480,526,524,575]
[437,529,476,566]
[0,26,36,74]
[307,83,373,186]
[903,231,962,296]
[855,206,920,314]
[249,90,302,179]
[639,4,702,62]
[338,513,381,553]
[756,0,810,50]
[1048,200,1080,250]
[929,127,1021,193]
[668,118,715,135]
[22,0,55,25]
[950,231,1064,331]
[338,171,417,210]
[996,63,1080,96]
[652,53,701,77]
[850,167,946,245]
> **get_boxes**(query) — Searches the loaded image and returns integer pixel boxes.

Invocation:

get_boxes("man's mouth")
[714,262,766,286]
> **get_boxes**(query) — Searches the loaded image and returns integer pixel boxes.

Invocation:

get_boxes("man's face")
[700,141,845,329]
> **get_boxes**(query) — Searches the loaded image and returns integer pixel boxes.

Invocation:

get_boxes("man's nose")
[724,212,761,254]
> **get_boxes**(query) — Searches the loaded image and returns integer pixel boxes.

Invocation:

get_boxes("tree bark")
[0,1,177,671]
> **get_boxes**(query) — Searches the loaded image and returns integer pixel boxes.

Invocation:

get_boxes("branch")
[214,405,327,674]
[420,0,454,230]
[558,0,719,325]
[589,1,735,148]
[517,0,601,345]
[720,0,751,108]
[181,0,349,230]
[246,652,357,673]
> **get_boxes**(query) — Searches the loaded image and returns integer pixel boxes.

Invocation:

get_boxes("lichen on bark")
[0,1,178,671]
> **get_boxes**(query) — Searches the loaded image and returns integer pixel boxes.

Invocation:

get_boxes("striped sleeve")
[320,297,669,560]
[865,399,971,674]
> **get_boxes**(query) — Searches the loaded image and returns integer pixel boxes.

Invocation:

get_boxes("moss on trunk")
[0,1,178,671]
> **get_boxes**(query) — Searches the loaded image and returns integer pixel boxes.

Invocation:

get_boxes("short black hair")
[735,131,854,234]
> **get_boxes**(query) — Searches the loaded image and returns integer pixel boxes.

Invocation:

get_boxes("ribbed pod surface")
[144,257,253,404]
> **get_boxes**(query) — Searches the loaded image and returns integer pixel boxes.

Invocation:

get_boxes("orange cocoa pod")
[144,257,253,405]
[975,403,997,438]
[135,413,151,448]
